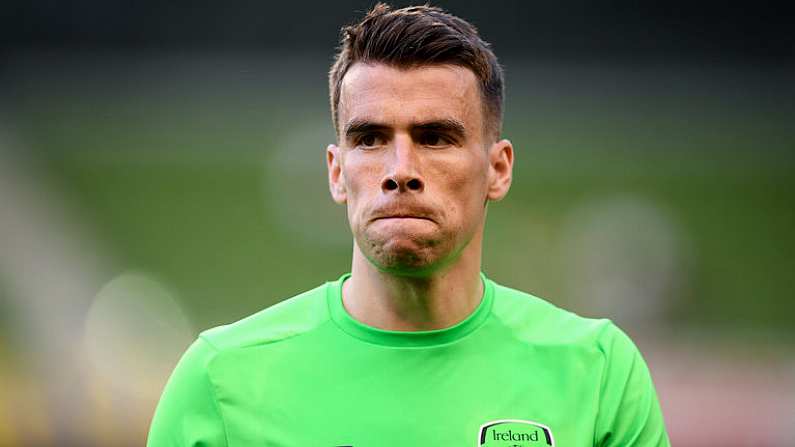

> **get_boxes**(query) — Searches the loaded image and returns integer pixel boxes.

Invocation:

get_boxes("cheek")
[434,157,488,222]
[342,156,382,218]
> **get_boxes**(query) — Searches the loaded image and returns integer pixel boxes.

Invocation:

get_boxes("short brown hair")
[329,3,505,141]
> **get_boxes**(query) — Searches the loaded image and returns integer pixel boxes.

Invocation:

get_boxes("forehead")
[338,63,482,131]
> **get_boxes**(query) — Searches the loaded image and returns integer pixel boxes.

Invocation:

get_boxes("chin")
[361,235,450,276]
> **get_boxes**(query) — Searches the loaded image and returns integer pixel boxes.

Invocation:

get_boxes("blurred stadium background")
[1,1,793,445]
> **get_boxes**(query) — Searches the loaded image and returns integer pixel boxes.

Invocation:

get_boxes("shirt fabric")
[147,272,670,446]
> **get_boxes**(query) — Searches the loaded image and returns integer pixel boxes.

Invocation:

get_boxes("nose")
[381,136,425,193]
[382,176,423,193]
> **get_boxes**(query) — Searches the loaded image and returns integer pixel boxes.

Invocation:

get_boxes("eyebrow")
[414,119,467,138]
[343,118,467,140]
[344,119,390,138]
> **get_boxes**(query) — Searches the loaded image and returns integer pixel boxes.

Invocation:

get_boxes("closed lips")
[372,213,435,222]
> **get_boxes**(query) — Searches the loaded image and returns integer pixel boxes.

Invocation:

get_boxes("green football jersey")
[148,273,670,446]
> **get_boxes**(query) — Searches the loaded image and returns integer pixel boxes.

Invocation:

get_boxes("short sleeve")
[147,337,229,447]
[595,323,670,447]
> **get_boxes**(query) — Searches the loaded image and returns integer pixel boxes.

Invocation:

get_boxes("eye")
[356,133,384,149]
[418,132,452,148]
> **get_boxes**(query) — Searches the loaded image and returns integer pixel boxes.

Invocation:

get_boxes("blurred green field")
[2,53,794,447]
[6,57,795,340]
[29,138,795,340]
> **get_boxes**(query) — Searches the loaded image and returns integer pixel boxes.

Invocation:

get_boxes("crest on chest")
[478,419,554,446]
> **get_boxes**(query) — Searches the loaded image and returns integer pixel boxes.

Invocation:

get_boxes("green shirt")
[148,273,670,446]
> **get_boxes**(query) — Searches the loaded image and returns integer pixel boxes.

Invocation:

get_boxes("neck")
[343,231,485,331]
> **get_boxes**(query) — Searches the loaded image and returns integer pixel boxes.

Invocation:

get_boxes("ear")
[327,144,347,204]
[486,139,514,201]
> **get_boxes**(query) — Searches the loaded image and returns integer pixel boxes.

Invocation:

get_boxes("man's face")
[327,63,512,275]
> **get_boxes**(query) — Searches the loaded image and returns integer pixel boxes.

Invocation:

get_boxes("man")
[148,4,670,446]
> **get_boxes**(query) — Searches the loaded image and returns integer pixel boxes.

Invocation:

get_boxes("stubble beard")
[356,224,452,276]
[353,217,477,278]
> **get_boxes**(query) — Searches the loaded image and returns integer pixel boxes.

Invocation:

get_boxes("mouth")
[373,215,434,222]
[370,204,438,224]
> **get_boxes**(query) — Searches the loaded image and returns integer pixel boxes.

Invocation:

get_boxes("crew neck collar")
[327,272,494,348]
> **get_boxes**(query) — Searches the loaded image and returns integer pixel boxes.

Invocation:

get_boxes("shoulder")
[488,279,629,352]
[197,280,333,352]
